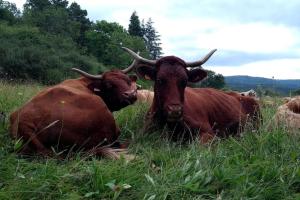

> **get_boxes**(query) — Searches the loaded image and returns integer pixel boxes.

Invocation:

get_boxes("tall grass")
[0,82,300,199]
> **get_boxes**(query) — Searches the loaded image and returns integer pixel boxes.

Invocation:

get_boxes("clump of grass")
[1,82,300,199]
[0,81,43,114]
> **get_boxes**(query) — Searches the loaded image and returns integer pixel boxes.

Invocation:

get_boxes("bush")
[0,22,104,84]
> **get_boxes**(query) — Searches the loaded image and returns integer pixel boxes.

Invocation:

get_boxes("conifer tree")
[143,18,162,59]
[128,11,143,37]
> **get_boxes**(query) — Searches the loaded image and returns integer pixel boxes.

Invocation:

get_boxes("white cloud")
[155,18,300,57]
[194,22,299,54]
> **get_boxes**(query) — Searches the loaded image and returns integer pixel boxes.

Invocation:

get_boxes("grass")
[0,81,300,199]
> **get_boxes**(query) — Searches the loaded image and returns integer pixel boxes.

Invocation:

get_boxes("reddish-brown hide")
[123,47,260,143]
[9,67,137,157]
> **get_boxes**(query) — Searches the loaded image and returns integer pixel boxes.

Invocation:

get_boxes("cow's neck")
[79,77,116,111]
[100,95,117,112]
[150,96,171,126]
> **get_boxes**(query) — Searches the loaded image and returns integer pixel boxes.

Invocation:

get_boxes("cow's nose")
[123,90,137,101]
[167,104,183,117]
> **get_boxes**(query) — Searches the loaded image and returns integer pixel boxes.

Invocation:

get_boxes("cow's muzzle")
[166,104,183,122]
[122,90,137,104]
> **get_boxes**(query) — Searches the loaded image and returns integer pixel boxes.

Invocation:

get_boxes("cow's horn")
[71,68,103,79]
[122,47,156,65]
[186,49,217,67]
[121,54,139,74]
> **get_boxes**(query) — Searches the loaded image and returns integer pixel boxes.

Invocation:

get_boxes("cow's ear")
[129,74,138,82]
[87,80,103,95]
[187,68,207,82]
[136,65,156,81]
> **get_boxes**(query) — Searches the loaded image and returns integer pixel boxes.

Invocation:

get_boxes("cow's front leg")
[199,132,215,144]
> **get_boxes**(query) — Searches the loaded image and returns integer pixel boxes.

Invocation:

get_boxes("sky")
[10,0,300,79]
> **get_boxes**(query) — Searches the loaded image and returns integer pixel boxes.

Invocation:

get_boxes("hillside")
[225,75,300,95]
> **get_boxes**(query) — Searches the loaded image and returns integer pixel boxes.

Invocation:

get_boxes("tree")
[86,20,148,68]
[0,0,20,24]
[0,23,101,84]
[142,18,162,59]
[68,2,91,47]
[128,11,143,37]
[24,0,68,10]
[194,70,225,89]
[24,0,51,11]
[23,0,80,39]
[50,0,68,9]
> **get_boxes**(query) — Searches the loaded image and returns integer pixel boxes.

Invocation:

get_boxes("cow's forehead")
[157,62,188,79]
[103,70,131,82]
[157,56,187,68]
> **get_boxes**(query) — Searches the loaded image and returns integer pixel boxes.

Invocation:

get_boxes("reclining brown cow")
[9,63,138,158]
[275,96,300,131]
[123,47,260,143]
[136,89,154,104]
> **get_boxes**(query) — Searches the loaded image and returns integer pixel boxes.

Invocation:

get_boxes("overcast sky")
[11,0,300,79]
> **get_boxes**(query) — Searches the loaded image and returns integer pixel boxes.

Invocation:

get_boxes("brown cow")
[275,96,300,130]
[9,63,138,158]
[123,47,261,143]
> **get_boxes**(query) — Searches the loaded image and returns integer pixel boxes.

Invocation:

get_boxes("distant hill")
[225,75,300,95]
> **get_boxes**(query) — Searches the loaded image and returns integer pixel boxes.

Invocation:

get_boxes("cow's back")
[10,83,118,152]
[183,88,243,129]
[179,88,260,137]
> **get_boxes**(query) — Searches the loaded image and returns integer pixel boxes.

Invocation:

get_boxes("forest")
[0,0,159,83]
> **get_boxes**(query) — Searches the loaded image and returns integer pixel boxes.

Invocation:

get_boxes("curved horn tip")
[121,47,138,55]
[121,47,132,52]
[122,47,157,65]
[71,67,103,79]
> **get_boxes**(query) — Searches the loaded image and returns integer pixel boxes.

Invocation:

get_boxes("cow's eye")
[105,82,113,89]
[179,80,187,87]
[157,79,165,85]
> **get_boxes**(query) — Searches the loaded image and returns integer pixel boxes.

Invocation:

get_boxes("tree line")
[0,0,162,84]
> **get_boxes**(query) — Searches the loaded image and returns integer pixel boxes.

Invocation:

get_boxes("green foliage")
[255,85,281,97]
[0,22,102,84]
[23,3,80,39]
[0,1,160,84]
[225,76,300,95]
[142,18,162,59]
[68,2,91,47]
[128,12,162,59]
[263,88,281,97]
[128,11,143,37]
[86,20,149,68]
[24,0,51,11]
[23,0,91,47]
[292,88,300,96]
[1,82,300,199]
[193,70,225,89]
[0,0,20,24]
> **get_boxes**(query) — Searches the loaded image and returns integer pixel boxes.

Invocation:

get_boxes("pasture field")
[0,81,300,200]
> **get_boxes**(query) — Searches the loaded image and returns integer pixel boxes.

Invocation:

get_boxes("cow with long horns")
[9,63,138,158]
[123,47,260,143]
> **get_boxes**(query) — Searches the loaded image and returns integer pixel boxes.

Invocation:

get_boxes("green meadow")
[0,81,300,200]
